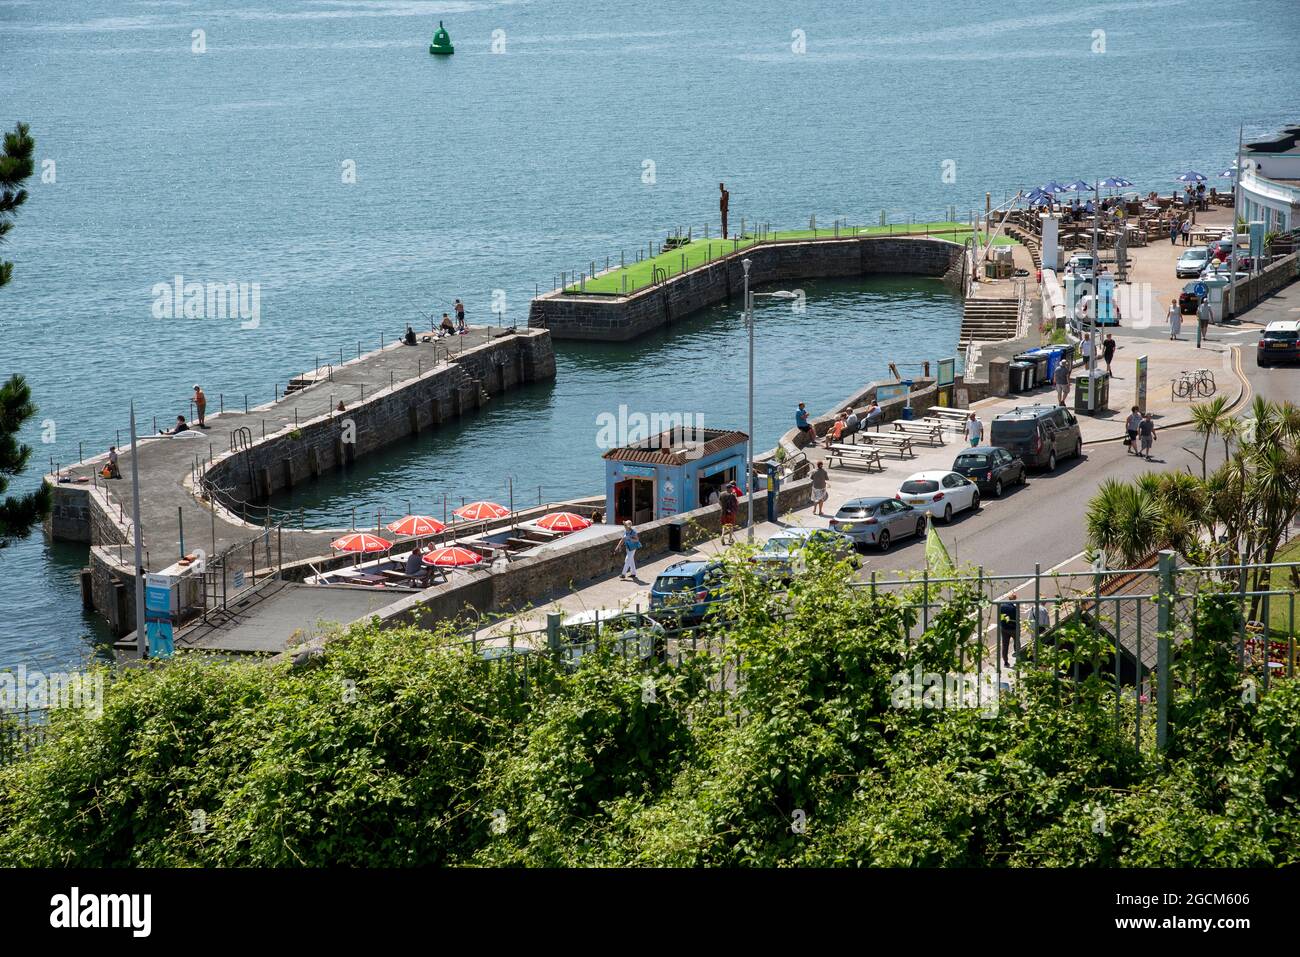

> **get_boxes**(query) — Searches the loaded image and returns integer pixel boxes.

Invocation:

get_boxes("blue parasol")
[1063,179,1094,192]
[1175,170,1207,183]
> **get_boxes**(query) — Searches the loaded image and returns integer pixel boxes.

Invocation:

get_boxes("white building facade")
[1238,124,1300,234]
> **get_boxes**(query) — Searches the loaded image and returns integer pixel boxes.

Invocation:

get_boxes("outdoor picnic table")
[826,443,883,472]
[854,432,916,458]
[892,420,945,445]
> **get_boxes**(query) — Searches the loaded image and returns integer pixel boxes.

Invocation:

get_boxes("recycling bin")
[1073,370,1110,413]
[1010,361,1034,393]
[1014,353,1046,388]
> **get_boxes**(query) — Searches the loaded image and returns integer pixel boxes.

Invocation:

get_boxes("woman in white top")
[1167,298,1182,340]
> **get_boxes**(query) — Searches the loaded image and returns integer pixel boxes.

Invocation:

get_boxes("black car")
[1257,321,1300,366]
[951,446,1026,497]
[988,405,1083,472]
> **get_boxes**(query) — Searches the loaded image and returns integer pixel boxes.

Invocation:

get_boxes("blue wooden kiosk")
[602,428,749,525]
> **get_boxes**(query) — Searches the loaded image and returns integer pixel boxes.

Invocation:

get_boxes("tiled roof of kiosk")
[602,429,748,467]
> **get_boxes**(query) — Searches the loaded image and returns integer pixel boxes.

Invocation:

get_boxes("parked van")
[989,405,1083,472]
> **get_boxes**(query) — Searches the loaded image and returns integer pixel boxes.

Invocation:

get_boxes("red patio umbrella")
[386,515,447,537]
[536,511,592,533]
[453,501,509,521]
[329,532,393,553]
[421,546,485,567]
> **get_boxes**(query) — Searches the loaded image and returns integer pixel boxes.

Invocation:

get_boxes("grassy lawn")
[563,222,1018,296]
[1264,537,1300,640]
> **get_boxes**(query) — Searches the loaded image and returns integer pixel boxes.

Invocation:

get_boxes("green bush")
[2,560,1298,867]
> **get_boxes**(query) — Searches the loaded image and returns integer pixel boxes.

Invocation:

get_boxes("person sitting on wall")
[438,313,456,337]
[161,415,190,435]
[404,325,417,346]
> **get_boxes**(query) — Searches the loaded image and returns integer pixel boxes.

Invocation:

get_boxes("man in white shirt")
[1081,334,1094,363]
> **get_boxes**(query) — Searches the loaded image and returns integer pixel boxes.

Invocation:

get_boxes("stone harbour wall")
[529,236,963,341]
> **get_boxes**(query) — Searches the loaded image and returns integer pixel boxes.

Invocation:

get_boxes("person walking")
[1169,219,1180,245]
[1138,413,1157,460]
[1181,219,1191,246]
[1053,357,1071,406]
[1102,333,1116,374]
[1197,296,1213,343]
[795,402,813,444]
[965,411,983,447]
[810,460,829,517]
[998,592,1021,668]
[192,385,207,428]
[1167,297,1182,340]
[719,484,739,545]
[616,521,642,581]
[1081,333,1095,367]
[1124,406,1142,455]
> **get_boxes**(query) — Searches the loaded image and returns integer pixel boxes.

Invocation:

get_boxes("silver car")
[829,496,927,552]
[750,527,860,580]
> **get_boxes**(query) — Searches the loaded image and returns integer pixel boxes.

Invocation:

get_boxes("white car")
[895,470,980,523]
[1176,246,1210,278]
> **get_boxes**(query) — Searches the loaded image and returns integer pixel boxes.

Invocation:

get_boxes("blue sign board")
[146,620,175,658]
[619,464,657,478]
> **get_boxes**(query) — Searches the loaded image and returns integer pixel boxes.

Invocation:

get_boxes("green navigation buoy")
[429,21,454,55]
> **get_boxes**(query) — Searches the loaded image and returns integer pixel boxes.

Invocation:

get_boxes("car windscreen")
[954,453,990,468]
[654,575,698,592]
[991,420,1038,441]
[899,480,940,494]
[761,537,800,553]
[1264,330,1299,342]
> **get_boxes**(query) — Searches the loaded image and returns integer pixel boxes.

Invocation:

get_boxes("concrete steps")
[959,298,1020,345]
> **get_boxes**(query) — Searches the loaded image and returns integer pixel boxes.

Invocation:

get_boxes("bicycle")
[1172,368,1216,399]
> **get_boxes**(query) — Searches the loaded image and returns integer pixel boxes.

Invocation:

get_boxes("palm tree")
[1085,477,1164,568]
[1189,395,1233,481]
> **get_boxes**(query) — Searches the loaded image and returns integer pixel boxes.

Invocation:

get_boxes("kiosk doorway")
[613,477,654,525]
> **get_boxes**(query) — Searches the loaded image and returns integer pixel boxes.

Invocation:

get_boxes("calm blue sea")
[2,0,1297,671]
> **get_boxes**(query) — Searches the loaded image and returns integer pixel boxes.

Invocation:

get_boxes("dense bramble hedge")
[2,555,1297,866]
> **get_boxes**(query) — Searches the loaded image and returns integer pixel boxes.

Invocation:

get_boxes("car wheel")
[971,491,981,511]
[1047,450,1057,472]
[993,478,1003,498]
[942,504,953,523]
[878,530,891,552]
[1019,467,1027,486]
[1074,440,1083,460]
[915,519,926,538]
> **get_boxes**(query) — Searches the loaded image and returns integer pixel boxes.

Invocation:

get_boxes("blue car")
[649,560,728,624]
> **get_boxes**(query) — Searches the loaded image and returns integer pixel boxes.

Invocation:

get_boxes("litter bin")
[1013,353,1043,388]
[1073,371,1110,413]
[668,518,689,552]
[1010,361,1033,393]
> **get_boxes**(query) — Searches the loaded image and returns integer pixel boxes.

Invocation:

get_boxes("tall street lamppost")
[741,258,796,542]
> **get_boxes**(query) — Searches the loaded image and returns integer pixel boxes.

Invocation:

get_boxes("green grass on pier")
[563,221,1017,296]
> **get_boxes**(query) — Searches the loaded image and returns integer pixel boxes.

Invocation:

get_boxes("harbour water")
[2,0,1299,671]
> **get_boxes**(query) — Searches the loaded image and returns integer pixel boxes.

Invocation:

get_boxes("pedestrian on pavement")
[998,592,1021,668]
[1169,220,1179,245]
[795,402,813,444]
[1053,358,1071,406]
[1197,297,1213,342]
[810,460,829,517]
[1081,333,1095,366]
[1124,406,1142,454]
[1033,600,1051,635]
[1102,333,1116,373]
[1181,219,1191,245]
[1138,413,1156,460]
[719,485,739,545]
[192,385,207,428]
[965,411,983,447]
[616,521,642,581]
[1167,298,1182,340]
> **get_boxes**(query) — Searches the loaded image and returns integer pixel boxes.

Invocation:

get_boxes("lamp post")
[741,258,796,542]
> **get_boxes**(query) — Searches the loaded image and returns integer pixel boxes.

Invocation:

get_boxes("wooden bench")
[920,412,966,434]
[826,444,883,472]
[854,433,915,458]
[892,421,945,445]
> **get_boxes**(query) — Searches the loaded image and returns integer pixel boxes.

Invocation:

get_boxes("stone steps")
[959,298,1020,344]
